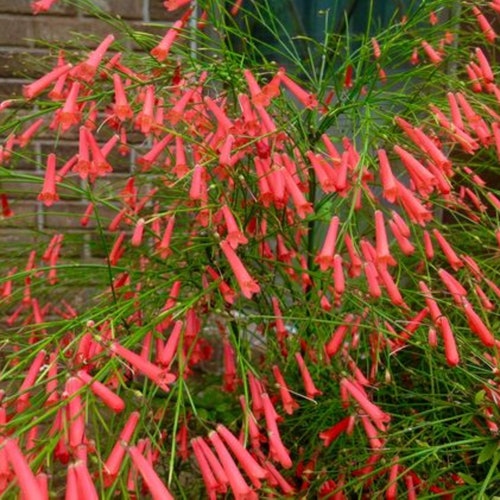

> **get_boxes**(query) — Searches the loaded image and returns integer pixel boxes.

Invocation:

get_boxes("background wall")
[0,0,175,262]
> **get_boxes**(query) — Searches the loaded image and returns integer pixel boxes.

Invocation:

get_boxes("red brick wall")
[0,0,174,260]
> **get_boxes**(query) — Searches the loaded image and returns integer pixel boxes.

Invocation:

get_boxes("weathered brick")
[0,174,41,199]
[0,0,76,15]
[43,200,87,228]
[32,17,123,48]
[93,0,144,20]
[0,49,49,79]
[0,80,25,100]
[0,229,41,255]
[0,15,34,47]
[0,200,38,227]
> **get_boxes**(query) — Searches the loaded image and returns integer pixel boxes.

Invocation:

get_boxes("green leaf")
[457,473,476,485]
[475,389,486,405]
[478,441,499,465]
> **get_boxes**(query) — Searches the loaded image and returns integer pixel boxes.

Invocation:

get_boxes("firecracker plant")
[0,0,500,497]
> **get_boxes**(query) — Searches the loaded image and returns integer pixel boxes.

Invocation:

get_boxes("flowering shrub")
[0,0,500,497]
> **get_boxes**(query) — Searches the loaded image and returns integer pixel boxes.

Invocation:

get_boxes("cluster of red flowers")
[0,0,499,498]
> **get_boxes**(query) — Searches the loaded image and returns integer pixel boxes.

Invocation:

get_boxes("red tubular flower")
[23,62,72,100]
[374,210,394,265]
[221,205,248,249]
[208,431,256,499]
[394,145,436,195]
[344,234,363,277]
[281,167,313,219]
[64,377,85,449]
[437,268,467,305]
[295,352,322,398]
[315,215,340,271]
[1,193,13,217]
[396,182,433,226]
[112,73,133,121]
[204,96,233,132]
[222,337,237,392]
[437,316,459,366]
[54,81,81,132]
[108,231,126,266]
[279,70,318,109]
[307,151,338,193]
[130,218,145,247]
[151,19,184,62]
[219,240,260,299]
[319,416,353,447]
[163,0,191,11]
[472,6,497,43]
[272,365,299,415]
[189,164,208,202]
[261,393,293,469]
[377,264,407,308]
[157,320,182,367]
[37,153,59,206]
[16,349,46,413]
[76,370,125,413]
[73,34,114,82]
[191,438,219,499]
[363,261,382,299]
[432,229,463,270]
[86,127,113,179]
[109,341,176,392]
[4,439,46,500]
[247,372,265,418]
[475,47,494,83]
[386,456,400,500]
[128,445,174,500]
[103,411,140,484]
[462,299,495,347]
[377,149,398,203]
[73,455,99,500]
[421,40,443,65]
[474,283,494,311]
[340,378,390,431]
[389,219,414,255]
[195,437,229,492]
[17,118,44,148]
[206,265,236,304]
[333,254,345,297]
[371,37,381,59]
[216,424,268,488]
[137,133,173,171]
[359,413,385,450]
[456,97,491,147]
[135,85,156,135]
[263,461,296,496]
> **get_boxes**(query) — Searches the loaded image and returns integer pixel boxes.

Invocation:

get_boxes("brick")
[58,231,88,258]
[0,175,41,199]
[43,200,88,228]
[0,80,24,100]
[8,145,39,171]
[0,0,76,15]
[94,0,144,20]
[32,17,123,48]
[0,229,41,255]
[0,49,48,79]
[0,200,38,227]
[0,16,34,47]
